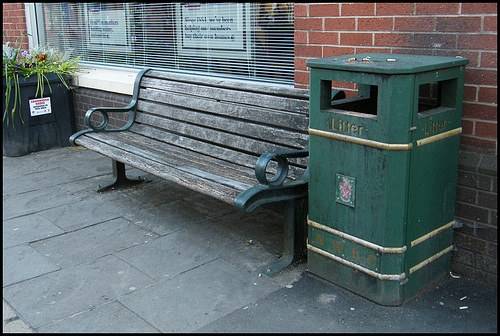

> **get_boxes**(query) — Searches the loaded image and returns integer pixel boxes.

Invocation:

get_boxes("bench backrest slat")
[135,100,308,149]
[138,87,308,131]
[131,114,307,166]
[146,70,310,100]
[141,77,309,115]
[131,70,309,175]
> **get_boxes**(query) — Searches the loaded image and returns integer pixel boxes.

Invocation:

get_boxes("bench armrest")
[70,68,151,145]
[234,147,309,213]
[255,147,309,187]
[83,105,134,131]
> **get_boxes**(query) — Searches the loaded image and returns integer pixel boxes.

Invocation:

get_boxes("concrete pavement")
[3,147,497,333]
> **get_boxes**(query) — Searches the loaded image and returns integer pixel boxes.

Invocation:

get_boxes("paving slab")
[117,177,199,206]
[203,207,284,252]
[37,195,129,232]
[115,229,224,281]
[120,197,222,236]
[2,148,71,178]
[3,300,34,333]
[3,244,59,287]
[30,217,160,268]
[36,301,159,333]
[199,208,287,273]
[118,258,280,333]
[2,183,88,220]
[3,255,155,329]
[3,213,65,249]
[2,167,85,195]
[30,147,107,172]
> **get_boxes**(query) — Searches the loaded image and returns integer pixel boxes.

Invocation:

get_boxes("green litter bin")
[306,53,469,306]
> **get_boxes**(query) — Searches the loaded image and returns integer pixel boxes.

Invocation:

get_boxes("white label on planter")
[29,97,52,116]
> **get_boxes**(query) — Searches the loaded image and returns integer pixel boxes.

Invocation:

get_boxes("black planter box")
[3,73,75,157]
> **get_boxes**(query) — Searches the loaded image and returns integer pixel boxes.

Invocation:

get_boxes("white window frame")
[24,3,139,95]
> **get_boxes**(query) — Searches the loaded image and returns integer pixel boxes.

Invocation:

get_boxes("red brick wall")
[294,2,497,155]
[72,88,132,131]
[2,3,29,50]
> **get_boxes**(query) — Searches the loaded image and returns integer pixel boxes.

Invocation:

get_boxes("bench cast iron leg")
[97,159,149,192]
[260,197,307,277]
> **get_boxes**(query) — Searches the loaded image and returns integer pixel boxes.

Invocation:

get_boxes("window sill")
[71,66,141,96]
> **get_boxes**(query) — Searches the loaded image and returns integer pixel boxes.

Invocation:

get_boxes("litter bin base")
[308,248,451,306]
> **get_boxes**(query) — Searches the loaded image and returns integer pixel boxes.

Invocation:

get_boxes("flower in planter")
[3,38,81,127]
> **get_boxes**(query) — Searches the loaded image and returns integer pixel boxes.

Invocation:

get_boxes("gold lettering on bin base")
[308,244,406,281]
[367,254,377,267]
[314,232,325,246]
[351,247,361,260]
[312,231,379,269]
[331,239,345,254]
[308,128,412,151]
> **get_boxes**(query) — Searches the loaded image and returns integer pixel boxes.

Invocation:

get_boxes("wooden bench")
[70,68,309,276]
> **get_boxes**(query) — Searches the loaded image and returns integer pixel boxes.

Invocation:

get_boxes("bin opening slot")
[418,82,441,113]
[327,81,378,116]
[418,79,457,114]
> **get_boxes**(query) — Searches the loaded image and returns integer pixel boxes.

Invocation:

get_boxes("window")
[37,2,295,84]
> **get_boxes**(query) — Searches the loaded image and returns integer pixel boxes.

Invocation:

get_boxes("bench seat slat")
[82,132,259,189]
[75,135,251,204]
[104,131,260,186]
[129,123,307,180]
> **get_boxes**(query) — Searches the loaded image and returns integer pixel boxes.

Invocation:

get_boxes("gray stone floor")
[3,147,497,333]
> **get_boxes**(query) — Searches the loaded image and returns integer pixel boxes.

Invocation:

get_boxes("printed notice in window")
[181,3,244,50]
[88,9,127,46]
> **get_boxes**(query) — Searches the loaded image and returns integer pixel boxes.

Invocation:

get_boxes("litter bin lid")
[306,53,469,74]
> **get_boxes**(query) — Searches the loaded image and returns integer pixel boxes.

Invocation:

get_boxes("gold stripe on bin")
[411,221,455,247]
[308,128,412,151]
[307,244,406,281]
[308,218,407,254]
[409,245,454,274]
[416,128,462,147]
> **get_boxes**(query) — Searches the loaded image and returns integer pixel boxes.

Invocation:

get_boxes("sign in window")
[181,3,244,51]
[88,9,128,46]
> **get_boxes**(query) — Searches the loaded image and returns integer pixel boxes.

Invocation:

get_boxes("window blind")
[38,2,295,84]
